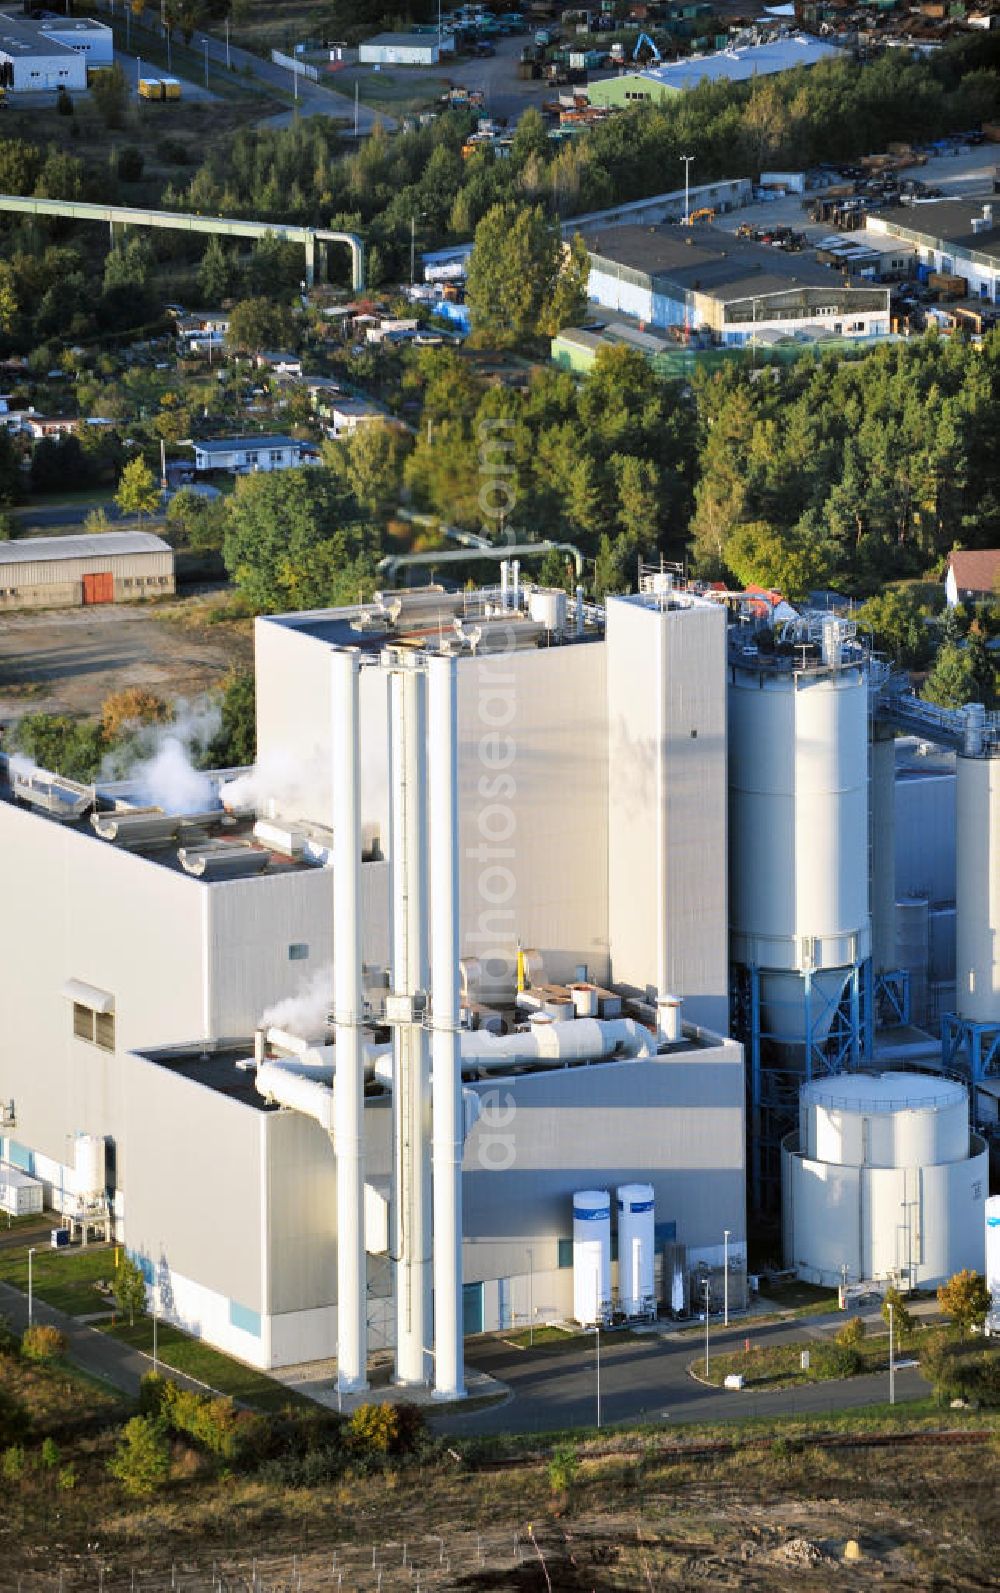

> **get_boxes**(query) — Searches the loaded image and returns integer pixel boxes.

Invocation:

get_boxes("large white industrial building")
[0,568,995,1386]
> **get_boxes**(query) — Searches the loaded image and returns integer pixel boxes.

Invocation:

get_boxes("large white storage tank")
[955,754,1000,1025]
[617,1183,655,1316]
[782,1072,987,1288]
[728,640,871,1046]
[573,1189,611,1326]
[74,1134,107,1204]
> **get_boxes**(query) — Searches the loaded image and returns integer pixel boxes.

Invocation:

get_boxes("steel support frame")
[941,1012,1000,1088]
[873,967,911,1028]
[733,958,872,1213]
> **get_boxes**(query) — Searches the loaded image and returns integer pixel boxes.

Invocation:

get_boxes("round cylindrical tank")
[573,1189,611,1326]
[895,896,930,1027]
[729,660,871,976]
[870,724,897,973]
[656,995,682,1043]
[783,1072,987,1289]
[528,588,567,632]
[800,1072,969,1168]
[74,1134,106,1202]
[617,1183,655,1316]
[569,982,598,1018]
[956,754,1000,1024]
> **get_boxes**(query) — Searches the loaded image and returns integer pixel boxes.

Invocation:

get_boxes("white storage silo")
[782,1072,988,1289]
[955,754,1000,1025]
[617,1183,655,1316]
[573,1189,611,1326]
[728,643,871,1048]
[74,1134,106,1204]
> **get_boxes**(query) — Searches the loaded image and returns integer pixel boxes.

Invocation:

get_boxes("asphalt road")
[184,27,394,133]
[435,1309,929,1437]
[0,1274,211,1401]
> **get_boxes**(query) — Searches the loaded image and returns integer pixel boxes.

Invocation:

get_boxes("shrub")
[835,1316,866,1349]
[881,1286,914,1344]
[0,1384,29,1446]
[107,1416,171,1497]
[937,1270,992,1337]
[40,1437,60,1470]
[157,1379,240,1460]
[116,146,144,183]
[21,1325,67,1362]
[824,1343,863,1378]
[58,1464,77,1490]
[347,1402,425,1461]
[548,1443,579,1498]
[138,1370,168,1417]
[2,1444,25,1481]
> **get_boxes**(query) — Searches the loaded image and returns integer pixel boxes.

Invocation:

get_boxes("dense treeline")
[158,37,1000,282]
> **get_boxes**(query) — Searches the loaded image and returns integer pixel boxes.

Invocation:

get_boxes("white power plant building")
[0,572,745,1382]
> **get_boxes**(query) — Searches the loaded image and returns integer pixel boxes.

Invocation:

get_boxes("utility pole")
[203,38,209,89]
[703,1278,711,1377]
[27,1247,36,1327]
[528,1247,534,1348]
[681,154,694,225]
[888,1301,895,1405]
[595,1320,601,1429]
[410,214,416,288]
[225,16,230,69]
[354,80,359,139]
[723,1229,730,1328]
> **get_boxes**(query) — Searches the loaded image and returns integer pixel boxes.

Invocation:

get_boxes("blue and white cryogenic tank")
[617,1183,655,1316]
[573,1188,611,1326]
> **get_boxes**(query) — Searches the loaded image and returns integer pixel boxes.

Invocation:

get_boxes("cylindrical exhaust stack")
[955,752,1000,1025]
[331,649,368,1395]
[428,654,465,1401]
[390,663,433,1387]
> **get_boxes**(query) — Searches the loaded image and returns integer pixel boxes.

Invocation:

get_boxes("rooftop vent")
[10,765,93,821]
[177,841,270,880]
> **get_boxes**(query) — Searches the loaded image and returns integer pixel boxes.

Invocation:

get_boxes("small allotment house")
[0,531,175,611]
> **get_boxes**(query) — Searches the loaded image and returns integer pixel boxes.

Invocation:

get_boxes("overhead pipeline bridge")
[0,194,365,290]
[870,665,1000,757]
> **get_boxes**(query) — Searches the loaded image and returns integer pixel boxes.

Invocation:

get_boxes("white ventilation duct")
[390,663,432,1388]
[427,652,464,1401]
[459,1017,655,1070]
[331,647,368,1395]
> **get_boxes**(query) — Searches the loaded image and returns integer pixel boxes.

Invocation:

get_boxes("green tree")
[198,235,233,306]
[538,232,590,338]
[103,237,155,294]
[209,669,256,767]
[921,641,977,710]
[465,203,562,348]
[324,420,409,521]
[11,714,105,782]
[723,519,833,600]
[115,457,161,519]
[107,1415,171,1497]
[937,1270,992,1337]
[112,1253,148,1328]
[859,586,935,670]
[226,297,296,354]
[222,468,379,613]
[881,1286,914,1345]
[91,64,127,129]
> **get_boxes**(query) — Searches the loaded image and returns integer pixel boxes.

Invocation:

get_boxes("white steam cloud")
[219,745,326,817]
[259,965,333,1039]
[102,699,222,817]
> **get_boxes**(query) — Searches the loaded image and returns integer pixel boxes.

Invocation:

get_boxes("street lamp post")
[723,1229,730,1328]
[888,1301,895,1406]
[703,1278,711,1377]
[595,1321,601,1429]
[27,1246,37,1327]
[410,213,417,288]
[225,16,231,70]
[527,1247,534,1348]
[152,1289,158,1373]
[680,154,694,225]
[204,39,209,89]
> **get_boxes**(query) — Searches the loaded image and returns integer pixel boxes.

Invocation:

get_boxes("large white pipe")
[332,648,368,1394]
[391,664,432,1387]
[459,1017,655,1069]
[428,652,464,1401]
[255,1060,335,1133]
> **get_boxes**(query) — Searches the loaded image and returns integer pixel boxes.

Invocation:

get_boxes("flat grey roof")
[0,16,77,57]
[195,434,299,452]
[0,530,170,565]
[590,34,841,91]
[364,31,441,47]
[588,225,866,301]
[875,199,1000,262]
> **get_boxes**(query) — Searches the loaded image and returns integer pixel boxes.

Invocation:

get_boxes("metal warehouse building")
[587,35,843,109]
[358,31,454,66]
[0,531,175,610]
[586,225,891,345]
[0,15,90,92]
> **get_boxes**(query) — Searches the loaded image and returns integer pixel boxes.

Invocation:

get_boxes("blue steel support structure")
[734,957,872,1213]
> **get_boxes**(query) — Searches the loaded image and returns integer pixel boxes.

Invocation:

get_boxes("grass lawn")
[333,64,453,117]
[693,1330,913,1391]
[103,1318,313,1412]
[0,1244,116,1316]
[757,1279,840,1312]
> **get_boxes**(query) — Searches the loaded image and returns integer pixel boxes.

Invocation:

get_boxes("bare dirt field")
[0,594,253,728]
